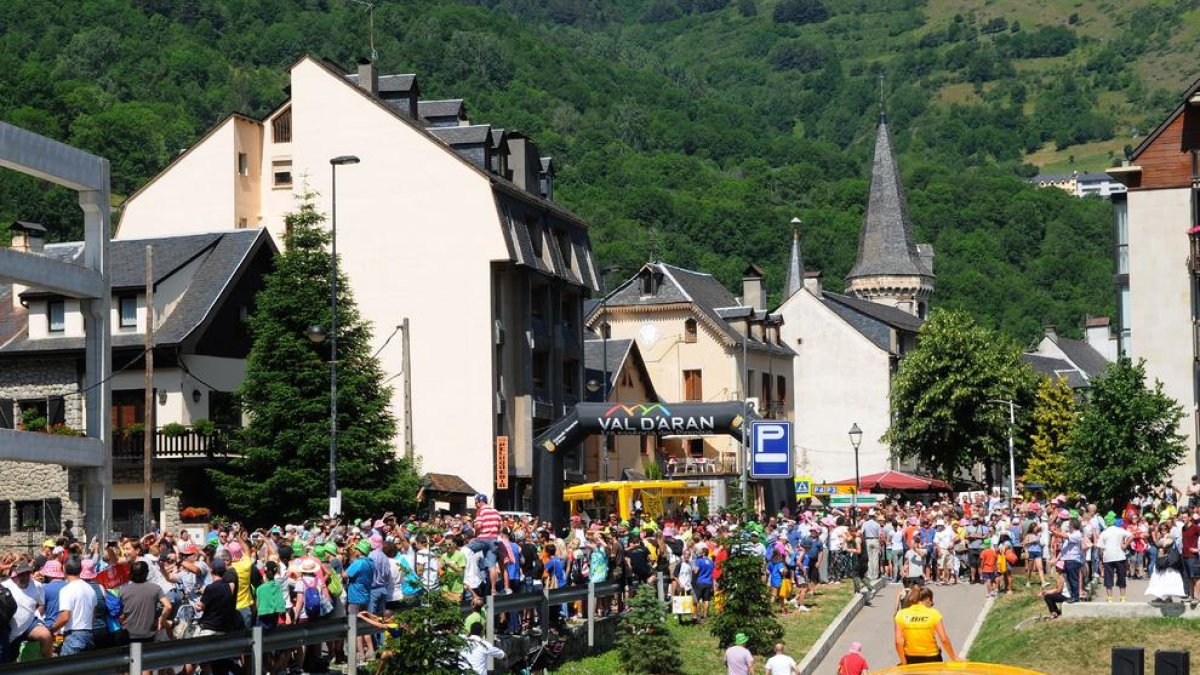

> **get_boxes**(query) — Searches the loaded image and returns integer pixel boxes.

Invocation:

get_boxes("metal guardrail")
[0,581,647,675]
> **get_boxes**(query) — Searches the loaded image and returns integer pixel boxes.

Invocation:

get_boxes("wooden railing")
[112,427,236,463]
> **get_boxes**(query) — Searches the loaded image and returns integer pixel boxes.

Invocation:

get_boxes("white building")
[774,115,928,483]
[1106,77,1200,485]
[116,56,599,517]
[1031,171,1128,198]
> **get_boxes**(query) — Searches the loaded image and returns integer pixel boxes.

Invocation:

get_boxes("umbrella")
[829,470,951,491]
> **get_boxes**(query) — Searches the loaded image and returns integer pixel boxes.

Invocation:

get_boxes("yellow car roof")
[872,663,1050,675]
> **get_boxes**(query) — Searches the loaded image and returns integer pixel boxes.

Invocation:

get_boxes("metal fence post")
[587,582,596,649]
[486,593,497,671]
[541,584,551,644]
[347,616,358,674]
[252,624,263,675]
[657,573,665,602]
[128,640,142,675]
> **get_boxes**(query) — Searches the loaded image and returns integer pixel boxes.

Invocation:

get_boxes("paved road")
[810,580,986,675]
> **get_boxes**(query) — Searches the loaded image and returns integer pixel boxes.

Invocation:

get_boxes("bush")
[192,418,216,435]
[708,535,783,653]
[618,585,683,674]
[773,0,828,25]
[379,593,467,674]
[162,422,188,437]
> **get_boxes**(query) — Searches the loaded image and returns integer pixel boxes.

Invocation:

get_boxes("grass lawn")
[554,583,856,674]
[968,586,1200,675]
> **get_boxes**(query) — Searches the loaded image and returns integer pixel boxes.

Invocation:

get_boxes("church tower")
[844,114,934,317]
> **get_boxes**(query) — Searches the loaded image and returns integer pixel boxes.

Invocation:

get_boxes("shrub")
[379,593,467,674]
[192,418,216,435]
[708,535,783,653]
[162,422,188,437]
[618,584,683,673]
[772,0,828,25]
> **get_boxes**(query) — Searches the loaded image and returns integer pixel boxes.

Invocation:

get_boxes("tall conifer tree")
[210,189,419,523]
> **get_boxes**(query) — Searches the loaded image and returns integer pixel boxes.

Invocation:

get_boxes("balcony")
[112,426,237,464]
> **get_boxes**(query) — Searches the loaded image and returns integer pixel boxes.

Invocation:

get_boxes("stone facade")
[0,357,85,431]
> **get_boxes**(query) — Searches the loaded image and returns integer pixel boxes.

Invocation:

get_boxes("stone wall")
[0,357,84,431]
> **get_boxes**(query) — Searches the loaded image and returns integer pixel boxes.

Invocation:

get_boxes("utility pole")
[143,246,154,530]
[740,322,749,512]
[986,399,1019,500]
[402,317,413,460]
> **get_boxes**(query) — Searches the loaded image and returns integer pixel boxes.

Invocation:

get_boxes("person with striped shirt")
[467,494,504,594]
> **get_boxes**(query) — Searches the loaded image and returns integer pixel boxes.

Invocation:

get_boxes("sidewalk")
[809,580,986,675]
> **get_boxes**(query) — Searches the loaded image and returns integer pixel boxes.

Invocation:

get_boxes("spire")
[846,116,929,283]
[783,217,804,299]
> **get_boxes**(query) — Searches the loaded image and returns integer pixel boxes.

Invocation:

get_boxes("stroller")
[514,637,566,674]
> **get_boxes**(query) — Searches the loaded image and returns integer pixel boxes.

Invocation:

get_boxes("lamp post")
[308,154,359,518]
[849,423,862,524]
[986,398,1019,501]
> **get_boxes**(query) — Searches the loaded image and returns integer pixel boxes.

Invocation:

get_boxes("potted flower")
[180,507,211,523]
[161,422,188,438]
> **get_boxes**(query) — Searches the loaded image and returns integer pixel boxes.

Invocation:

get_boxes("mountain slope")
[1,0,1186,340]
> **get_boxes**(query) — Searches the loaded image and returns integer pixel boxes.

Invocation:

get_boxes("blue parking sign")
[750,421,792,479]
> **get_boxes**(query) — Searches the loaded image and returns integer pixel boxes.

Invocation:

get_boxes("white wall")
[1128,188,1197,484]
[181,355,246,423]
[112,367,186,426]
[119,119,237,238]
[285,59,511,499]
[777,289,893,483]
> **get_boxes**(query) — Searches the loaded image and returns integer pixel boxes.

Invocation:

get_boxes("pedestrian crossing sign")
[794,477,812,497]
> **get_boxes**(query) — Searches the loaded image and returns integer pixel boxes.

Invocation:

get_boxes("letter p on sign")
[750,421,792,479]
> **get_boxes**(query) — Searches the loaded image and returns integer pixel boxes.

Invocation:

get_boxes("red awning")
[830,470,951,491]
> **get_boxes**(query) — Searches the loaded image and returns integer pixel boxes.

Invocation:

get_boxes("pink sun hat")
[79,558,98,580]
[41,559,64,579]
[369,534,383,550]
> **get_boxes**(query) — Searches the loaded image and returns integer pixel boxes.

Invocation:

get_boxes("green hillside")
[2,0,1191,341]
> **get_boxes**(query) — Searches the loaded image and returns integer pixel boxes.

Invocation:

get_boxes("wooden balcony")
[112,427,237,464]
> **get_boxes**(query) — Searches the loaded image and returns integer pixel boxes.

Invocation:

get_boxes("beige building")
[587,262,795,505]
[1107,77,1200,484]
[775,114,928,483]
[581,338,659,480]
[116,55,599,514]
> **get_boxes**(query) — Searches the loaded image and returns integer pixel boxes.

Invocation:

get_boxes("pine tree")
[380,592,467,675]
[209,189,420,524]
[618,584,683,674]
[709,535,783,654]
[1024,375,1075,494]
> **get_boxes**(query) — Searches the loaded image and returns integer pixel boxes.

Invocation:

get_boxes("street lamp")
[849,423,862,523]
[986,399,1020,501]
[323,154,360,517]
[597,266,620,481]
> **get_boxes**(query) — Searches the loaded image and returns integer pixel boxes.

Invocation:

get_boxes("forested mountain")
[2,0,1193,341]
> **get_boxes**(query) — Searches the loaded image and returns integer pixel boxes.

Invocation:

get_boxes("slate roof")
[345,73,417,94]
[821,292,924,333]
[783,227,804,299]
[418,99,465,120]
[429,125,492,146]
[846,116,932,282]
[601,263,794,356]
[1052,336,1110,379]
[0,230,270,354]
[423,472,478,496]
[1021,353,1089,389]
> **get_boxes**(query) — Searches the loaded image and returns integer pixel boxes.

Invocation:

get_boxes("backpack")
[302,577,324,618]
[528,555,545,581]
[569,558,587,585]
[326,567,342,597]
[0,584,16,630]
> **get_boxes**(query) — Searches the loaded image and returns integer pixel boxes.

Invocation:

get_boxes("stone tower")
[844,114,934,317]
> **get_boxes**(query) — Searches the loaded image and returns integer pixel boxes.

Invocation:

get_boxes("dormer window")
[119,295,138,328]
[639,269,660,296]
[47,301,65,333]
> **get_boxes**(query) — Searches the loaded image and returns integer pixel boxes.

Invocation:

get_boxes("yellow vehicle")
[873,663,1050,675]
[562,480,711,521]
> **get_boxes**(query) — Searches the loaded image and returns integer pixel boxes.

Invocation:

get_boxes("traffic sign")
[794,476,812,497]
[812,484,856,495]
[750,420,792,479]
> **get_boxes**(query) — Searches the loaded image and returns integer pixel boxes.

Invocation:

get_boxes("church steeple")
[845,115,934,317]
[783,217,804,299]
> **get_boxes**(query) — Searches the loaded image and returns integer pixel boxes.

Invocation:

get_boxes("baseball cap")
[475,493,489,504]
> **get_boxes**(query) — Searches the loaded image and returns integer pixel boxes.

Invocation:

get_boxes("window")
[777,375,787,404]
[111,389,145,431]
[48,300,65,332]
[18,397,63,430]
[272,107,292,143]
[0,398,13,429]
[683,369,703,401]
[15,498,60,534]
[237,152,249,176]
[599,321,611,339]
[119,295,138,328]
[0,501,9,536]
[639,270,658,296]
[747,369,756,397]
[688,438,705,458]
[762,372,773,408]
[238,218,248,229]
[208,391,241,429]
[556,231,575,273]
[272,160,293,188]
[683,318,697,343]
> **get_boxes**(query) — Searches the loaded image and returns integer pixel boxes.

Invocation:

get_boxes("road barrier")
[0,580,638,675]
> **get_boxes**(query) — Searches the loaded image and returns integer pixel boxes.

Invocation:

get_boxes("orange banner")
[495,436,509,490]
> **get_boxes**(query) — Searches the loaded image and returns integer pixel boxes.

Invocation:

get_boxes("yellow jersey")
[894,603,943,657]
[232,556,254,610]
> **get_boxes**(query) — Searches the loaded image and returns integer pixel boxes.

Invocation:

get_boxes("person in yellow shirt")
[227,534,256,628]
[893,587,958,665]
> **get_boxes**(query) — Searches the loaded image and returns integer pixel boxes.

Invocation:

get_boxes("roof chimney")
[742,264,766,311]
[356,58,377,95]
[9,221,45,254]
[1044,325,1057,340]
